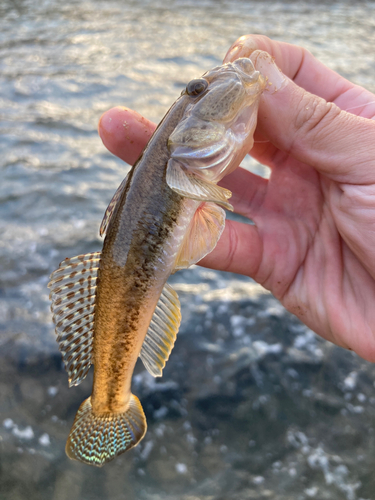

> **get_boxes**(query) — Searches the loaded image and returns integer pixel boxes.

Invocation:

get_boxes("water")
[1,0,375,498]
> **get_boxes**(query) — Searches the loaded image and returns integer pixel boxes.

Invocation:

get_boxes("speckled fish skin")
[91,98,190,416]
[48,58,265,467]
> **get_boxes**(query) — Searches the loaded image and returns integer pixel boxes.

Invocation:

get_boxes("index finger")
[98,106,156,165]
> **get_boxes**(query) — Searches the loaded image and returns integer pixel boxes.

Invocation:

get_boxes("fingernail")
[97,110,113,138]
[250,50,288,94]
[224,35,258,63]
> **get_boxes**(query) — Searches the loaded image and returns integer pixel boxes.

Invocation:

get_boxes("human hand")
[98,35,375,361]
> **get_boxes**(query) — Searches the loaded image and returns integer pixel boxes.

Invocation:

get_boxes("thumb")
[250,50,375,184]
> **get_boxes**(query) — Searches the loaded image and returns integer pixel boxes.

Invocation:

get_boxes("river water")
[1,1,375,499]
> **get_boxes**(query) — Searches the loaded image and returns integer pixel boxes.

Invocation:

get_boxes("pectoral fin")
[166,159,233,211]
[48,252,100,387]
[175,202,226,270]
[140,283,181,377]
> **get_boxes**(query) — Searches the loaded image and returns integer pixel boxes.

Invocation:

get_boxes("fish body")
[48,58,265,466]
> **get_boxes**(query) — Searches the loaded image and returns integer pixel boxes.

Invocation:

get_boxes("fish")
[48,57,265,467]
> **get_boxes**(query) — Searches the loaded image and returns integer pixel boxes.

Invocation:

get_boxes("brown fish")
[48,58,265,466]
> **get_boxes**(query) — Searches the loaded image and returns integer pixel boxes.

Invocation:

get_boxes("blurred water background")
[1,0,375,499]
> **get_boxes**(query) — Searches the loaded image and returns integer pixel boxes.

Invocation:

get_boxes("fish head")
[168,58,266,182]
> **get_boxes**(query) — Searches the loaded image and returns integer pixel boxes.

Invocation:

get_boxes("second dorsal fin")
[48,252,100,387]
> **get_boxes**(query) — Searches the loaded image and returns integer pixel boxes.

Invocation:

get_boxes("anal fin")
[140,283,181,377]
[166,158,233,211]
[48,252,100,387]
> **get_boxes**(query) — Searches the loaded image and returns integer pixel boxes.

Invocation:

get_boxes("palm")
[215,130,375,359]
[251,157,327,300]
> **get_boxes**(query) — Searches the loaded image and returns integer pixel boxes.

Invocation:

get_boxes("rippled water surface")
[1,1,375,499]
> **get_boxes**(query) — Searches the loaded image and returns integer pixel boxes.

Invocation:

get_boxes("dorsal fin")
[100,173,129,237]
[139,283,181,377]
[175,201,226,270]
[166,158,233,211]
[48,252,100,387]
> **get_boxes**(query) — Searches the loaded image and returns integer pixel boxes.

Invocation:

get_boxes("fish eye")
[186,78,208,96]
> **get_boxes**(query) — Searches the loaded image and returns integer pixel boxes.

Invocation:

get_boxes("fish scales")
[93,97,192,414]
[48,57,266,466]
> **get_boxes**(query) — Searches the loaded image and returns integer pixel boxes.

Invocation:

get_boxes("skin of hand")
[98,35,375,362]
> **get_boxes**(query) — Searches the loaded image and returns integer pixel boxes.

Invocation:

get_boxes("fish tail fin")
[65,395,147,467]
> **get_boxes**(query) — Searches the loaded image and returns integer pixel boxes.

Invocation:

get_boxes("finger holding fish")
[225,34,375,118]
[98,107,155,165]
[228,38,375,180]
[198,217,262,277]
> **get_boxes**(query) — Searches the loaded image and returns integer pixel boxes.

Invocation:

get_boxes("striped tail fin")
[65,395,147,467]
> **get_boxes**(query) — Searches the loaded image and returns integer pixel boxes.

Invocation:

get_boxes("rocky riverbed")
[2,274,375,500]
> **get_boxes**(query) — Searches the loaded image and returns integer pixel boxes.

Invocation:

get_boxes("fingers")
[226,34,375,170]
[225,34,375,119]
[219,167,268,218]
[249,51,375,184]
[198,219,262,277]
[98,107,156,165]
[225,35,351,103]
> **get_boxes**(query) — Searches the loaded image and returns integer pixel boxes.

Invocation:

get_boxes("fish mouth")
[203,57,262,89]
[232,58,262,82]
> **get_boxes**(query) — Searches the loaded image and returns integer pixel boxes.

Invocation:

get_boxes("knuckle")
[293,93,341,141]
